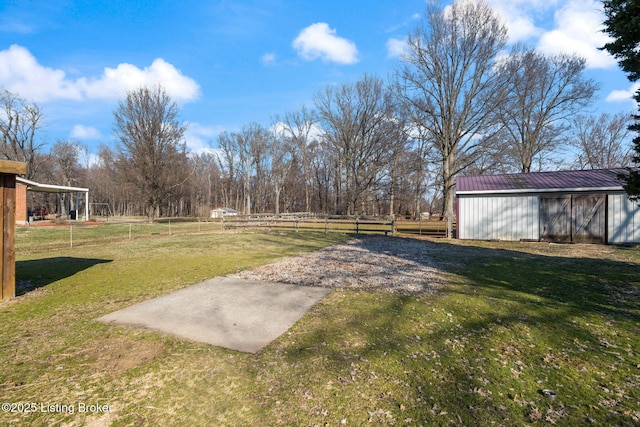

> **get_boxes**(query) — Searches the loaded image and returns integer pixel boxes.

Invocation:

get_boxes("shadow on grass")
[16,257,112,296]
[273,236,639,425]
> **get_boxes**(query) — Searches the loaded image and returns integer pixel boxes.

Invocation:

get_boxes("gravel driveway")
[232,235,446,295]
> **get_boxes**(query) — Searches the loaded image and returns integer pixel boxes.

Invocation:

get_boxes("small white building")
[210,207,238,219]
[456,168,640,244]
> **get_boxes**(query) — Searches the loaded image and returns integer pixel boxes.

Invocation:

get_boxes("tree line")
[1,1,637,224]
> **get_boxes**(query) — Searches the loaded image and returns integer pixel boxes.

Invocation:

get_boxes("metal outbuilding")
[455,168,640,244]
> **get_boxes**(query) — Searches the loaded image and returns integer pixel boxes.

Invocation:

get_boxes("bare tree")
[315,74,405,215]
[309,138,333,213]
[113,85,188,220]
[215,131,240,210]
[395,0,509,236]
[51,140,85,214]
[268,125,296,215]
[0,89,47,179]
[570,112,633,169]
[52,140,84,186]
[189,151,223,217]
[216,123,271,214]
[494,46,598,172]
[276,105,318,213]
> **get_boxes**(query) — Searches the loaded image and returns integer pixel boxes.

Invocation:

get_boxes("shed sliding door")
[540,194,605,243]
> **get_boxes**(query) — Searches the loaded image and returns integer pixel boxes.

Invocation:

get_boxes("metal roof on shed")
[456,168,637,195]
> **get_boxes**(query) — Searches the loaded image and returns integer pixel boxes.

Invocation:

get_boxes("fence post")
[391,217,396,236]
[324,216,328,234]
[355,217,359,235]
[0,160,27,300]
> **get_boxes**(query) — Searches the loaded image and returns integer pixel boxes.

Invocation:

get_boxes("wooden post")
[1,160,27,300]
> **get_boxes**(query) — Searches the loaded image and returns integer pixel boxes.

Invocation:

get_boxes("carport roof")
[17,177,89,194]
[456,168,638,195]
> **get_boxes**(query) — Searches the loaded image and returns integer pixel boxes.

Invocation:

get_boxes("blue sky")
[0,0,637,158]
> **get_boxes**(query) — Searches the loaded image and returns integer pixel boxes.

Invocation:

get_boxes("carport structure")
[17,177,89,222]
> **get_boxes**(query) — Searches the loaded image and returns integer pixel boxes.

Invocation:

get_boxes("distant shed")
[455,168,640,244]
[210,207,238,219]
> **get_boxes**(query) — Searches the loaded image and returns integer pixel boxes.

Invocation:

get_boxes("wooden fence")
[394,219,454,238]
[222,214,394,235]
[220,214,452,238]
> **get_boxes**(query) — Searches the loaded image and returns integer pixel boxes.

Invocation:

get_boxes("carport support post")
[0,160,27,300]
[85,190,89,221]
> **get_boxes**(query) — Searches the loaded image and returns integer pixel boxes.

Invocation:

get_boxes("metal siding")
[530,196,540,239]
[460,196,475,240]
[462,197,471,239]
[608,194,640,244]
[486,197,494,239]
[478,197,488,239]
[494,197,508,239]
[458,195,538,240]
[457,197,470,239]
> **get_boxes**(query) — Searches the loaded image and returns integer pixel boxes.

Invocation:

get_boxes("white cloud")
[536,0,616,69]
[606,82,640,103]
[70,125,102,140]
[386,38,408,58]
[292,23,359,65]
[0,45,82,102]
[486,0,617,69]
[486,0,553,42]
[184,122,224,154]
[0,44,200,103]
[261,52,277,66]
[78,58,200,102]
[272,121,324,143]
[503,15,541,43]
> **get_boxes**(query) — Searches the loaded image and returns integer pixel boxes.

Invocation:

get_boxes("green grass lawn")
[1,231,638,426]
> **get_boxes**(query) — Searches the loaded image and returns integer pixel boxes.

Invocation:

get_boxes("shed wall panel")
[608,194,640,244]
[458,195,539,241]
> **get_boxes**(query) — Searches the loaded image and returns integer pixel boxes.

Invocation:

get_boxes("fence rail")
[222,214,397,235]
[394,219,454,238]
[16,216,453,253]
[221,214,454,237]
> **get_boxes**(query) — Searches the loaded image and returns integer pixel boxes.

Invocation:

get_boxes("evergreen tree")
[602,0,640,200]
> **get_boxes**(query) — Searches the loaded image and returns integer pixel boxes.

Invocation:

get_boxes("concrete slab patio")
[97,277,331,353]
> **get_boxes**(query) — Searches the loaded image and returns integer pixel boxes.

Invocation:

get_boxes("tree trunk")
[442,156,456,239]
